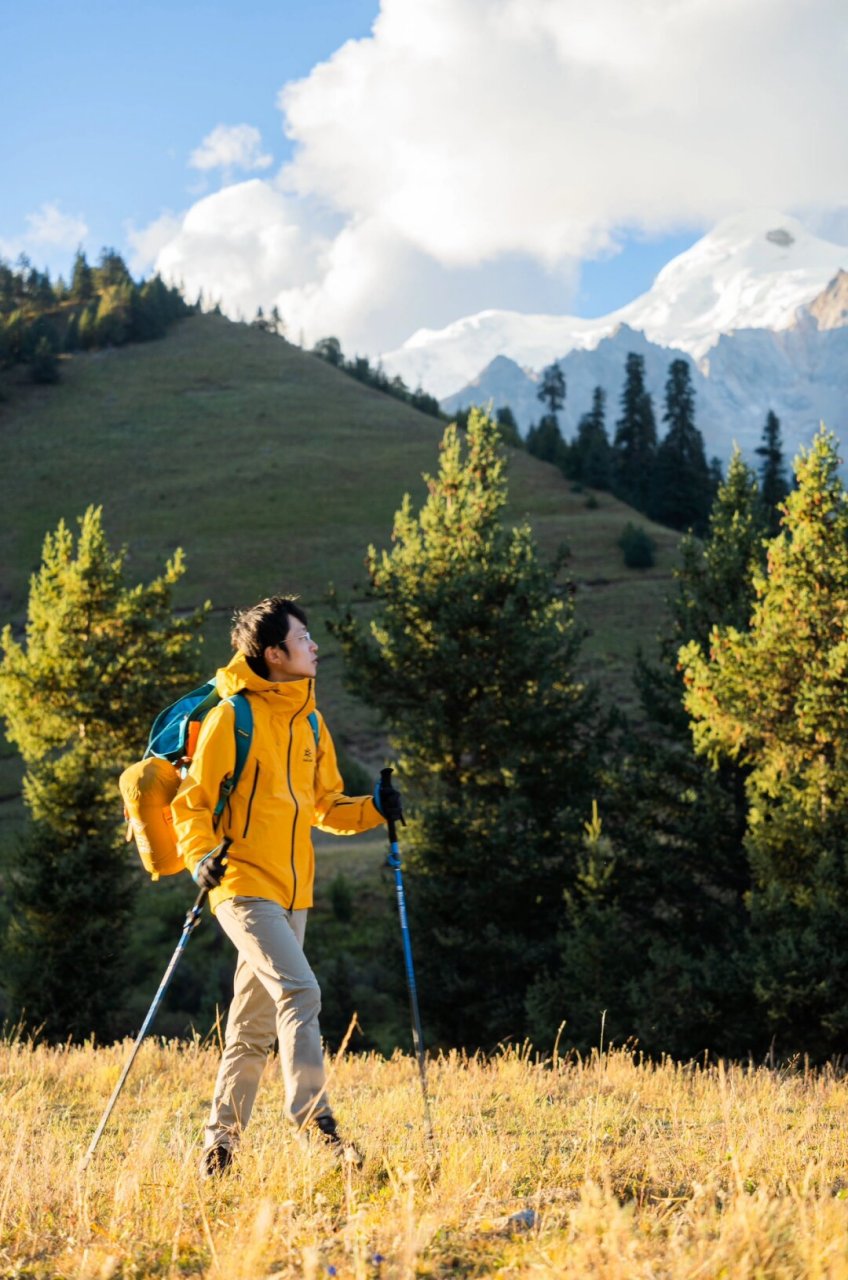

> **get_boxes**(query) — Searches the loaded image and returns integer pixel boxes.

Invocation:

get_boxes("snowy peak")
[380,211,848,400]
[653,210,825,282]
[389,307,610,401]
[803,269,848,330]
[627,211,848,354]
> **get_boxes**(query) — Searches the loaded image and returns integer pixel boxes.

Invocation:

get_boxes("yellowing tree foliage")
[677,428,848,1051]
[679,427,848,886]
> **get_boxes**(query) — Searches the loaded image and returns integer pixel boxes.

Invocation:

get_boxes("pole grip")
[211,835,232,877]
[380,766,399,844]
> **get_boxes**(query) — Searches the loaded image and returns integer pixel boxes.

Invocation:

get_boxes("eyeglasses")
[274,629,313,650]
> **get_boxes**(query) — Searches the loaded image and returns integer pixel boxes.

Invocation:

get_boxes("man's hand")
[375,770,404,824]
[193,841,230,889]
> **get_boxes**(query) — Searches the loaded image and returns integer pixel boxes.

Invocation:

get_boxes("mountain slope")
[806,269,848,329]
[0,314,679,789]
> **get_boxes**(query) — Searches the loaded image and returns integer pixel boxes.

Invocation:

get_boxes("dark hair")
[230,596,308,678]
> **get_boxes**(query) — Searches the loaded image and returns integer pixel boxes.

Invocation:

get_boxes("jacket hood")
[215,652,315,711]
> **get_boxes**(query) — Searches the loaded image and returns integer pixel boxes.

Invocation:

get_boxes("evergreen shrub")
[618,522,656,568]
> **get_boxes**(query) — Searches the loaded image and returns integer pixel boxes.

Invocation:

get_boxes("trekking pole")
[381,768,435,1148]
[80,841,229,1171]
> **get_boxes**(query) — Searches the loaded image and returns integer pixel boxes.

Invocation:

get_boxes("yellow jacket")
[171,653,383,913]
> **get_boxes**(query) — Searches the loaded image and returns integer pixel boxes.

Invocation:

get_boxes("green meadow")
[0,311,678,766]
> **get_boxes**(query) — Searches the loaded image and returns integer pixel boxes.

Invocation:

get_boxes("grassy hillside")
[0,314,679,799]
[3,1036,847,1278]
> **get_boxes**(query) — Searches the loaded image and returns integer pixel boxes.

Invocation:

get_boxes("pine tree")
[525,415,567,470]
[29,335,60,384]
[679,428,848,1053]
[312,336,344,366]
[26,266,55,309]
[0,507,208,1040]
[756,410,790,535]
[95,248,132,290]
[1,310,25,363]
[525,734,759,1057]
[571,386,611,489]
[529,451,772,1058]
[652,359,711,533]
[672,447,767,650]
[530,363,568,471]
[637,448,767,736]
[495,405,522,448]
[0,261,15,313]
[612,352,657,513]
[537,361,566,417]
[63,309,81,353]
[129,280,166,341]
[680,427,848,871]
[94,284,133,346]
[77,302,97,350]
[70,248,94,303]
[332,410,603,1047]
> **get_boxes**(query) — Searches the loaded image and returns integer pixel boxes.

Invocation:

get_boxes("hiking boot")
[311,1114,364,1169]
[200,1143,234,1178]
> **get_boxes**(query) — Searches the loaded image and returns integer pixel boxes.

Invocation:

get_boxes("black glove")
[193,842,229,889]
[375,770,404,824]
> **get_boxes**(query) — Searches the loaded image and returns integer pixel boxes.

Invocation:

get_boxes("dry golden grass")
[2,1033,848,1278]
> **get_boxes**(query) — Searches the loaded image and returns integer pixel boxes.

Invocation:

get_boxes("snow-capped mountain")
[441,291,848,463]
[379,211,848,460]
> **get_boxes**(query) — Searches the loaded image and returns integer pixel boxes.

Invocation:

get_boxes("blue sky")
[2,1,844,354]
[0,0,378,269]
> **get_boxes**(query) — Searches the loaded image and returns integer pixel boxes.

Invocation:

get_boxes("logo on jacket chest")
[303,746,314,763]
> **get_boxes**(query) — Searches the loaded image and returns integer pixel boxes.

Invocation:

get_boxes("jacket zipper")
[286,684,312,909]
[242,761,260,838]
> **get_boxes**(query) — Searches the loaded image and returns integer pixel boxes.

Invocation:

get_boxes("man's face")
[265,624,318,682]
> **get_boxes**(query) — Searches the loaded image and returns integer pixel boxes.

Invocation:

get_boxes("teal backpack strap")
[213,692,253,828]
[230,691,253,779]
[145,679,218,759]
[187,684,222,727]
[307,711,320,749]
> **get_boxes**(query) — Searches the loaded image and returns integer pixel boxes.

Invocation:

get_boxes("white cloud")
[144,0,848,353]
[0,201,90,280]
[143,186,578,351]
[1,201,89,261]
[25,201,89,247]
[798,206,848,247]
[281,0,847,264]
[142,181,331,317]
[126,212,185,276]
[189,124,273,174]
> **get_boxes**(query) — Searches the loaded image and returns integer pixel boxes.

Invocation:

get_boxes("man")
[171,595,402,1175]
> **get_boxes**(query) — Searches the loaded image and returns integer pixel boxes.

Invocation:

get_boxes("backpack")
[119,681,253,880]
[120,680,320,880]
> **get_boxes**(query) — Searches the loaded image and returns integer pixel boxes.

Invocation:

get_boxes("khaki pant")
[204,896,332,1153]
